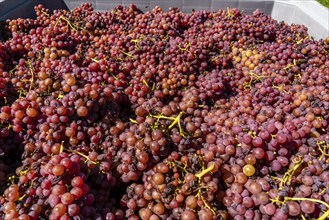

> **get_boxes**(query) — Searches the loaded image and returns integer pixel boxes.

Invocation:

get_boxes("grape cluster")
[0,3,329,220]
[122,151,222,220]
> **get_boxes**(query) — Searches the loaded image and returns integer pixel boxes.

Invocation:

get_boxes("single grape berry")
[243,164,256,176]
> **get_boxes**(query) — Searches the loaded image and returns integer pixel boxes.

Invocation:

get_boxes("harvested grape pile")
[0,3,329,220]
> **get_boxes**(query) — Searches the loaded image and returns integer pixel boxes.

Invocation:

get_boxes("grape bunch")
[122,151,222,220]
[0,3,329,220]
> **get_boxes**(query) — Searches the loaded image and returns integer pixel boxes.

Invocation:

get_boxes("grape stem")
[286,197,329,209]
[195,164,215,180]
[130,34,145,50]
[118,49,133,58]
[55,15,88,33]
[166,161,188,175]
[9,65,18,77]
[283,59,297,70]
[195,164,216,215]
[227,7,233,18]
[151,112,186,137]
[178,42,196,58]
[272,84,289,93]
[271,155,303,190]
[17,87,27,98]
[200,194,216,215]
[57,94,64,99]
[142,79,149,87]
[59,141,64,154]
[67,150,97,165]
[27,60,35,91]
[248,131,257,138]
[19,169,29,176]
[129,118,138,124]
[18,193,27,202]
[41,10,49,17]
[296,36,308,44]
[91,58,99,63]
[8,175,18,184]
[178,42,190,52]
[317,141,329,160]
[319,210,329,220]
[243,72,266,89]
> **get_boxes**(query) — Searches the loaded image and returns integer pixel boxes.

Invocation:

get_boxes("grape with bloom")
[0,3,329,220]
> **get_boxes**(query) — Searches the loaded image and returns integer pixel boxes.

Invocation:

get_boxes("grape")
[52,185,66,196]
[244,154,257,165]
[271,160,282,172]
[152,173,165,185]
[138,208,152,220]
[60,193,75,205]
[243,164,256,176]
[198,208,213,220]
[0,3,329,220]
[252,137,263,147]
[263,203,276,215]
[71,176,84,187]
[152,203,165,215]
[52,203,67,217]
[300,200,315,214]
[181,210,197,220]
[52,164,65,176]
[185,195,198,209]
[287,201,301,216]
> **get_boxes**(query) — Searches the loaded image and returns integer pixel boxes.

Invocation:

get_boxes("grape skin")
[0,3,328,220]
